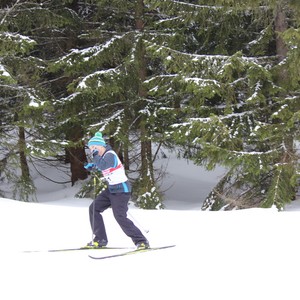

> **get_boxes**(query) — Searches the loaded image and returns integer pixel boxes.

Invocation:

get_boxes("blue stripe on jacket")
[113,155,118,168]
[122,182,129,193]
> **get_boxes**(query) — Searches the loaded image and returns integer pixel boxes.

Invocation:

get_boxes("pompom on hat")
[88,132,106,147]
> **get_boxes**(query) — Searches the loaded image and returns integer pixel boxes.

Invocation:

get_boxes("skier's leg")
[89,189,111,244]
[110,192,148,245]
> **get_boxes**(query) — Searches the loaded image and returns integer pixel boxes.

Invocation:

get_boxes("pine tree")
[152,0,300,210]
[51,0,262,208]
[2,0,298,209]
[0,0,83,200]
[50,0,300,209]
[51,0,170,208]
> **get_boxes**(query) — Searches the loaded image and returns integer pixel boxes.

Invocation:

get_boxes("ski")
[23,246,133,253]
[88,245,176,260]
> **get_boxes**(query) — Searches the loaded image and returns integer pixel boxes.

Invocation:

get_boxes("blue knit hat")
[88,132,106,147]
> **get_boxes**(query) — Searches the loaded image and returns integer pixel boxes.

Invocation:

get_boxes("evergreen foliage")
[156,0,300,210]
[0,1,82,200]
[0,0,299,209]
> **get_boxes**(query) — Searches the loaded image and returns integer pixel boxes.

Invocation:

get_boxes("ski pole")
[91,173,97,245]
[127,210,150,234]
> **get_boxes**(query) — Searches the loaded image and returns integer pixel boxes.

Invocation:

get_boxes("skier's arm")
[93,152,115,171]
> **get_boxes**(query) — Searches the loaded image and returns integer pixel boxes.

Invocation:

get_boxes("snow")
[1,155,300,300]
[0,64,10,77]
[78,68,117,89]
[1,32,36,45]
[56,34,125,66]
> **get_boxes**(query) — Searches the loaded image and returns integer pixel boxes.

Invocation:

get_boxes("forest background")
[0,0,299,210]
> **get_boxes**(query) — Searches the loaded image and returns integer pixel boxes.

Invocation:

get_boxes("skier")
[84,131,150,250]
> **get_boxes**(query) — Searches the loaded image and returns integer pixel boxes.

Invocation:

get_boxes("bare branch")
[0,0,22,26]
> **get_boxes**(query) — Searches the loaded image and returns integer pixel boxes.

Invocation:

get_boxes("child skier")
[84,131,149,249]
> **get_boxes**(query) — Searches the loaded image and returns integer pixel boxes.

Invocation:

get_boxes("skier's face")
[89,145,105,156]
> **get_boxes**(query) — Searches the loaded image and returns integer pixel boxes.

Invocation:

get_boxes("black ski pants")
[89,189,147,245]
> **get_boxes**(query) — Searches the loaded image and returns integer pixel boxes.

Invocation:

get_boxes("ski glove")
[84,163,95,171]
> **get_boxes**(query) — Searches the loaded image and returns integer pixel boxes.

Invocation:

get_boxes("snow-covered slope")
[1,193,300,300]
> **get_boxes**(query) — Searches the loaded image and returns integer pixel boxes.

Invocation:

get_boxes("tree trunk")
[136,1,154,182]
[18,126,30,179]
[136,0,151,181]
[274,1,296,203]
[274,1,288,62]
[17,125,36,202]
[66,125,88,186]
[133,0,162,208]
